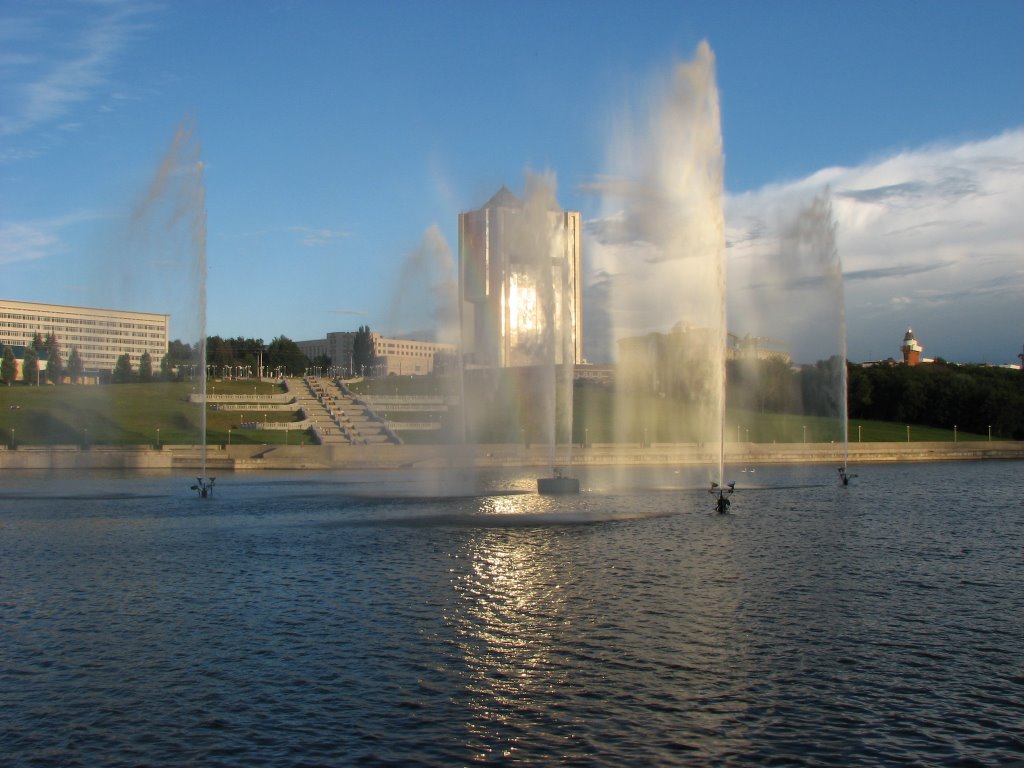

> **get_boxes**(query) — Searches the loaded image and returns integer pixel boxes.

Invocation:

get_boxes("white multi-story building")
[0,299,169,375]
[296,331,455,378]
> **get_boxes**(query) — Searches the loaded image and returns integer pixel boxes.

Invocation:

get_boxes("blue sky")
[2,0,1023,364]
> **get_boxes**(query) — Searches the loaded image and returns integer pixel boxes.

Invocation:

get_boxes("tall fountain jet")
[595,41,728,484]
[129,122,209,488]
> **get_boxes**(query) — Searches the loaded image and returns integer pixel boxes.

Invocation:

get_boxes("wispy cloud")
[0,1,151,141]
[0,211,106,265]
[287,226,350,247]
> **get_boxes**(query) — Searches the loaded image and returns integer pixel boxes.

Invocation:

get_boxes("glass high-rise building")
[458,186,582,369]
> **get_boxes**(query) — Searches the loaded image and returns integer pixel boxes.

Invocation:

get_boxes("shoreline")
[2,440,1022,471]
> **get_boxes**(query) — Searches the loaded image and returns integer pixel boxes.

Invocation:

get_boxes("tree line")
[725,356,1023,439]
[1,331,370,385]
[848,360,1024,439]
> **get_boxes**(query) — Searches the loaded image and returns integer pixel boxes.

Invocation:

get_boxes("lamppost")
[228,428,232,446]
[156,428,160,448]
[802,425,806,444]
[988,425,992,441]
[584,428,589,448]
[954,425,957,442]
[857,424,862,442]
[9,428,13,449]
[906,425,911,442]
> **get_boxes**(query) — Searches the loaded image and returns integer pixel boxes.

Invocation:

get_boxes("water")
[2,461,1021,766]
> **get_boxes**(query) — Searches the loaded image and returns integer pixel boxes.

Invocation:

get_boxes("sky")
[2,0,1023,365]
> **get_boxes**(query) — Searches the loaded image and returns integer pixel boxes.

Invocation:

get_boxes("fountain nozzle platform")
[538,467,580,495]
[709,481,735,514]
[191,477,216,498]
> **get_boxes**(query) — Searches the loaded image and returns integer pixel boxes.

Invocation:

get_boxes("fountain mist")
[595,41,728,482]
[126,122,207,474]
[728,190,847,455]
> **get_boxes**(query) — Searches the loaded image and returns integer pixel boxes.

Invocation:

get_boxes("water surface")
[2,461,1022,766]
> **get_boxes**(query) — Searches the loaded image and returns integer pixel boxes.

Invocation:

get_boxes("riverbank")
[2,440,1022,471]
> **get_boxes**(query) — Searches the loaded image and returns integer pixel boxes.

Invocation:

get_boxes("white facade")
[0,299,169,374]
[297,331,455,377]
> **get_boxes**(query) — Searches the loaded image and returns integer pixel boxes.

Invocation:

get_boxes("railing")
[190,393,293,404]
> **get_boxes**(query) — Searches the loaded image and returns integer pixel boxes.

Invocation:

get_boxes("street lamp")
[988,425,992,441]
[228,428,232,446]
[9,428,14,449]
[906,425,911,442]
[584,427,589,448]
[954,425,957,442]
[156,428,160,448]
[857,424,862,442]
[802,425,806,444]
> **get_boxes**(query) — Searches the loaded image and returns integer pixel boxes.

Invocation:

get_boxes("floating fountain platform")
[538,468,580,495]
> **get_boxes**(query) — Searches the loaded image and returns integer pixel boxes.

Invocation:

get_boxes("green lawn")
[0,379,995,446]
[0,380,305,446]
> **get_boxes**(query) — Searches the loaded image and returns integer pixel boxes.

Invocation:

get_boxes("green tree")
[353,325,374,376]
[208,335,234,375]
[22,345,39,385]
[112,353,133,383]
[67,347,84,384]
[266,335,309,376]
[138,351,153,382]
[1,345,16,385]
[167,339,193,363]
[45,333,64,384]
[30,332,44,352]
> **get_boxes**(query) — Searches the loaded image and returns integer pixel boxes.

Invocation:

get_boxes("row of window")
[0,323,163,339]
[0,313,165,331]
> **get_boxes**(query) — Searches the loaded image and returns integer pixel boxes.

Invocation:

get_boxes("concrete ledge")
[1,440,1021,471]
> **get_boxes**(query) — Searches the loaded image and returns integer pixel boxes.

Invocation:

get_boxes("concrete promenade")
[1,440,1022,471]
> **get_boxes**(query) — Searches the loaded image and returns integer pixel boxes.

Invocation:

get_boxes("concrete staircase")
[316,376,400,445]
[288,377,351,445]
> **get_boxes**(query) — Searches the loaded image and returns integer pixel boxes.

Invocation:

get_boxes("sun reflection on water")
[446,512,571,761]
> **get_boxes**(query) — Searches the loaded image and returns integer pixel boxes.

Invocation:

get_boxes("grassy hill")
[0,380,302,447]
[0,378,995,447]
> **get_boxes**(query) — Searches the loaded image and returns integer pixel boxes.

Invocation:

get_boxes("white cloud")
[724,129,1024,362]
[584,129,1024,364]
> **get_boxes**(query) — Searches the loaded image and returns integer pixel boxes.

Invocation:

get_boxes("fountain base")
[538,468,579,495]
